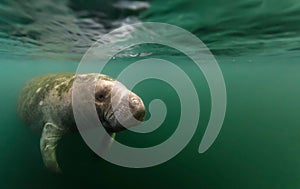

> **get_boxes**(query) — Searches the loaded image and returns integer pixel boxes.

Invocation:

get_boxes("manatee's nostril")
[131,98,139,105]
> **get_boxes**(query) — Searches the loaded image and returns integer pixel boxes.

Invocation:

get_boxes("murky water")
[1,0,300,188]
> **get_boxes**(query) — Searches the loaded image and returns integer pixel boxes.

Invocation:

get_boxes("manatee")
[17,73,145,173]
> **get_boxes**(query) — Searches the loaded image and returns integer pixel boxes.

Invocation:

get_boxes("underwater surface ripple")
[1,0,300,58]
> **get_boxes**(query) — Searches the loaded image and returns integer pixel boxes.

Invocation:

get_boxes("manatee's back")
[17,73,74,131]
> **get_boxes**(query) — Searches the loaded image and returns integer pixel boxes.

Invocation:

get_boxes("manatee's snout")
[96,80,145,133]
[107,88,146,132]
[128,92,146,122]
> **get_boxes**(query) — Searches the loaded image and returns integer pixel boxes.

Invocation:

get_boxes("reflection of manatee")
[17,73,145,173]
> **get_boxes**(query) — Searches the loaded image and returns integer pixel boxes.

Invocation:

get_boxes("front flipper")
[40,122,65,173]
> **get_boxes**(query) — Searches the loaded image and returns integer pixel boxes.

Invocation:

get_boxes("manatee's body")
[18,73,76,132]
[18,73,145,173]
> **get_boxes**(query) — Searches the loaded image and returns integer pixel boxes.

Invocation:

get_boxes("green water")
[1,0,300,188]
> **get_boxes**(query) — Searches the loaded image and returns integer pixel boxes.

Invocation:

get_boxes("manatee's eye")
[96,91,106,102]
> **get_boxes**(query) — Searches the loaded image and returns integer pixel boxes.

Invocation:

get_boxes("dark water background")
[1,0,300,188]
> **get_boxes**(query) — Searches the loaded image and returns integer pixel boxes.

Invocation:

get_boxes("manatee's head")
[95,76,145,132]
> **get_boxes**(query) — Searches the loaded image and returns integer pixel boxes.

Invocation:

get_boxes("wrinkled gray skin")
[18,73,145,173]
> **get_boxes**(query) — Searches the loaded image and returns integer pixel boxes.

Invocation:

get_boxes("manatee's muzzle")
[128,92,146,122]
[104,85,145,132]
